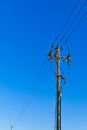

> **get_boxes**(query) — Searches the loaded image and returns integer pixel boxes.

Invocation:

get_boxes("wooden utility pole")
[47,45,71,130]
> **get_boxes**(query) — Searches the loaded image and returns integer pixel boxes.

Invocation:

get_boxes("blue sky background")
[0,0,87,130]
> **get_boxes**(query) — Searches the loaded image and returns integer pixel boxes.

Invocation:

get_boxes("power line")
[13,64,49,125]
[13,68,49,128]
[51,0,80,45]
[15,69,49,126]
[62,11,87,46]
[60,0,87,43]
[11,57,49,127]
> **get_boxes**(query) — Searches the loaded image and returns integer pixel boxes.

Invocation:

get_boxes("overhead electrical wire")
[13,63,49,126]
[60,0,87,43]
[51,0,80,45]
[13,68,49,127]
[62,11,87,46]
[11,57,49,127]
[59,11,87,94]
[58,0,87,60]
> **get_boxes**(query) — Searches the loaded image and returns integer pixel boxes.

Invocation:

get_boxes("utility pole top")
[47,45,71,65]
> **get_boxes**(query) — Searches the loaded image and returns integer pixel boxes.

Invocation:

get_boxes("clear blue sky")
[0,0,87,130]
